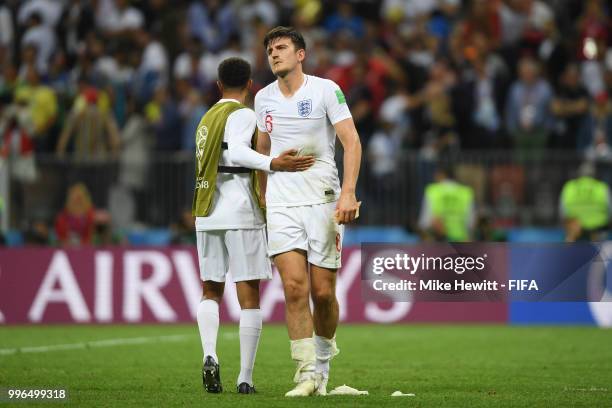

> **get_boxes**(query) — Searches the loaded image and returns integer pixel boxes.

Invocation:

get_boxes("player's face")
[266,37,304,78]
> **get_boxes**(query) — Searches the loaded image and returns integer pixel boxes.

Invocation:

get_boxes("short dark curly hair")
[263,26,306,52]
[217,57,251,89]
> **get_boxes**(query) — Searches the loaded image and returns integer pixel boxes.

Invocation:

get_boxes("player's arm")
[255,130,271,203]
[256,129,271,156]
[228,111,315,172]
[334,117,362,224]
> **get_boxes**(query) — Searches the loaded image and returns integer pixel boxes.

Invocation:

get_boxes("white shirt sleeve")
[226,108,273,172]
[324,79,352,125]
[254,92,267,132]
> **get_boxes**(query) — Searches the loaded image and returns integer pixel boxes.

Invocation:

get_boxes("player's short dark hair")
[263,26,306,52]
[217,57,251,89]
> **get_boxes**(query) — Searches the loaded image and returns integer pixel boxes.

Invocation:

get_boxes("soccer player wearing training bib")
[254,27,362,397]
[193,57,315,395]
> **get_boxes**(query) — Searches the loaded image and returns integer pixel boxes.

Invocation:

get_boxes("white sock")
[197,299,219,363]
[237,309,262,386]
[314,335,338,379]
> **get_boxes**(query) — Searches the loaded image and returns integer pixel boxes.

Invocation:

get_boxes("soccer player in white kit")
[193,57,315,395]
[254,27,362,397]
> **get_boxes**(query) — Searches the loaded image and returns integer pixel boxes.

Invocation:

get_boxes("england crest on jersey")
[297,99,312,117]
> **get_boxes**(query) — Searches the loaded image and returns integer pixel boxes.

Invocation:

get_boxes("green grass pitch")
[1,324,611,407]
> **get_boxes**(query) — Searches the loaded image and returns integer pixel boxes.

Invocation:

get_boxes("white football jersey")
[254,75,352,207]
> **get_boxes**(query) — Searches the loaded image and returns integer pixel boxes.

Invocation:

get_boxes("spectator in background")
[0,1,14,64]
[47,50,72,102]
[499,0,553,49]
[456,33,507,149]
[188,0,236,53]
[0,89,38,228]
[216,33,255,71]
[559,162,610,242]
[0,63,18,104]
[24,217,52,245]
[95,40,135,128]
[463,0,502,51]
[378,81,413,146]
[366,120,401,224]
[412,58,460,150]
[92,209,122,245]
[576,0,609,97]
[140,0,185,61]
[119,97,151,193]
[238,0,279,37]
[56,85,121,160]
[324,3,365,39]
[146,85,182,151]
[330,30,357,68]
[63,0,97,57]
[345,61,375,146]
[550,63,589,149]
[20,66,58,150]
[0,92,37,183]
[17,43,38,80]
[134,28,169,100]
[113,96,151,227]
[505,56,552,157]
[20,11,56,74]
[418,164,475,242]
[180,89,207,152]
[96,0,144,37]
[576,0,608,62]
[18,0,64,28]
[199,33,255,86]
[381,0,460,30]
[173,36,207,91]
[55,182,95,245]
[580,91,612,151]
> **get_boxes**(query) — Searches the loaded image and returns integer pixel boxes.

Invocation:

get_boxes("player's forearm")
[256,131,271,155]
[257,170,267,202]
[341,137,361,195]
[228,144,273,172]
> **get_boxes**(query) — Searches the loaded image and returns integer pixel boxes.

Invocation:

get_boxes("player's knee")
[202,288,223,303]
[283,280,309,304]
[202,281,224,302]
[311,287,336,307]
[238,297,260,310]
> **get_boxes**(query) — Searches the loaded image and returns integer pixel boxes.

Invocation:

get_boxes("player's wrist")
[340,188,357,198]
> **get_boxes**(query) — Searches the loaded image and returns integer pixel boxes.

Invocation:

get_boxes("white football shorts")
[196,227,272,282]
[267,201,344,269]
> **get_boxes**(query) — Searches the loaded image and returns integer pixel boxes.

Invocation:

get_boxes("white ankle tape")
[290,338,315,382]
[314,335,340,361]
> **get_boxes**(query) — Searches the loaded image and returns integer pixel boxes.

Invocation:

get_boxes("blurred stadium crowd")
[1,0,611,245]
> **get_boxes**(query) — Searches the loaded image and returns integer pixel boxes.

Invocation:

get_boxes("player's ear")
[297,49,305,62]
[246,79,253,91]
[216,81,223,94]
